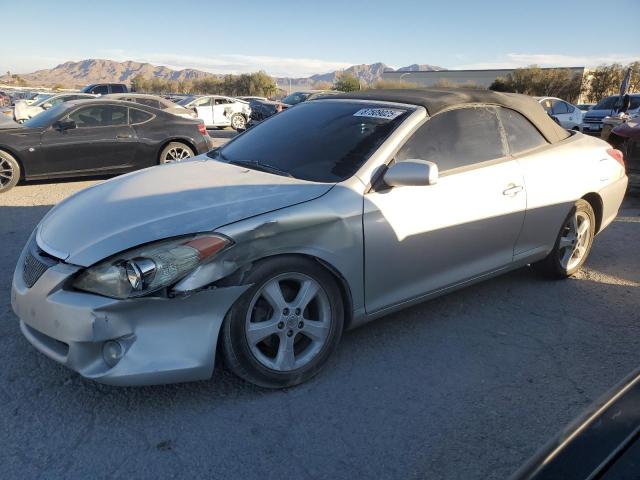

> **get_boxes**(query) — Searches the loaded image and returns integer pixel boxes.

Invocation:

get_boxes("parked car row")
[581,93,640,136]
[0,98,212,193]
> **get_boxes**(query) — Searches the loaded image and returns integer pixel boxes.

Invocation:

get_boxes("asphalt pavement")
[1,132,639,479]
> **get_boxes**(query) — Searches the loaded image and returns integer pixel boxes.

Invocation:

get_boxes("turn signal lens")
[607,148,625,169]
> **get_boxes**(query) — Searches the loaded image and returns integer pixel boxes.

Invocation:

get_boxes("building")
[382,67,586,88]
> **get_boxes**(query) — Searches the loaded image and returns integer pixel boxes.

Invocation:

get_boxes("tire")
[230,113,246,131]
[0,150,20,193]
[221,256,344,388]
[159,142,194,164]
[532,199,596,279]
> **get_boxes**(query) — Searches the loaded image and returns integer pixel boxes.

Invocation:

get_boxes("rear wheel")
[0,150,20,193]
[221,257,344,388]
[533,199,595,278]
[159,142,194,164]
[230,113,246,131]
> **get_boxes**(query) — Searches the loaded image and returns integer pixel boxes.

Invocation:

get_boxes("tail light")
[197,122,208,136]
[607,148,625,169]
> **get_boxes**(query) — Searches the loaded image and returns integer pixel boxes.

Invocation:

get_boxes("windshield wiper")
[228,159,293,178]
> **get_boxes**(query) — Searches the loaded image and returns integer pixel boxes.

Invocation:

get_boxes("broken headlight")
[73,235,230,299]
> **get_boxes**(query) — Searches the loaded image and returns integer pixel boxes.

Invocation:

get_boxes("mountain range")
[0,59,445,89]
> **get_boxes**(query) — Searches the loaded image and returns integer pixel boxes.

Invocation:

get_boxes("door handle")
[116,134,132,139]
[502,184,523,196]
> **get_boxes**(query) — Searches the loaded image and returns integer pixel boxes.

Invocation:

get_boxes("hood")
[584,109,615,119]
[37,158,334,266]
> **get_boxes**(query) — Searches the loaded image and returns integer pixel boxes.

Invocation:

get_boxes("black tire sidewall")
[0,151,20,193]
[552,199,596,277]
[159,142,194,164]
[222,257,344,388]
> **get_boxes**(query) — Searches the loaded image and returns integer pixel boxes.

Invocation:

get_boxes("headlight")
[73,234,230,299]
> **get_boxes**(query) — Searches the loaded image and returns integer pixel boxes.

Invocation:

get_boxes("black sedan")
[0,99,212,193]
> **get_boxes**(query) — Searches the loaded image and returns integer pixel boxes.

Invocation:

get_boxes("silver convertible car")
[11,89,628,388]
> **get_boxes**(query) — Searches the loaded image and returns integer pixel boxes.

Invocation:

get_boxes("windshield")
[281,92,311,105]
[23,103,66,128]
[177,96,196,107]
[210,100,411,182]
[593,95,640,111]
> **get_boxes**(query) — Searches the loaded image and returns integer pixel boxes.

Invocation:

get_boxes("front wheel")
[0,150,20,193]
[533,199,596,278]
[159,142,194,164]
[221,257,344,388]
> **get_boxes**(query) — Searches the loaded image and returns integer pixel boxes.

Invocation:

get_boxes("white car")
[536,97,583,130]
[9,93,96,122]
[178,95,251,130]
[105,93,197,120]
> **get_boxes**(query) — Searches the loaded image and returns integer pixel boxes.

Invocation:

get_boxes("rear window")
[130,108,153,124]
[110,84,126,93]
[498,107,548,155]
[213,101,411,182]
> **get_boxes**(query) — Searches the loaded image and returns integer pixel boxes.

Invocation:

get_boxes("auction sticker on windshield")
[353,108,405,120]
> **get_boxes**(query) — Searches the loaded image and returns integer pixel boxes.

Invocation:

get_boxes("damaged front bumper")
[11,235,248,386]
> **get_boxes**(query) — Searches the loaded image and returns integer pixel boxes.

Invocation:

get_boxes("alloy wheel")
[245,273,332,372]
[164,146,192,163]
[0,157,14,188]
[558,210,591,270]
[231,114,246,130]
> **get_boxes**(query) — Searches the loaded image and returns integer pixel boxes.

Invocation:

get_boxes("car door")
[550,100,574,128]
[38,104,137,175]
[191,97,214,126]
[212,97,232,126]
[363,106,526,313]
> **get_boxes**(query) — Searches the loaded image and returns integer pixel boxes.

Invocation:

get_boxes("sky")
[1,0,638,78]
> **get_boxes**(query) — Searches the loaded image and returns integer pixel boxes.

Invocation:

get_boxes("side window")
[498,108,548,155]
[110,85,126,94]
[129,108,153,124]
[69,105,128,127]
[91,85,109,95]
[396,107,505,172]
[214,98,231,105]
[136,98,161,109]
[192,97,212,107]
[551,100,569,115]
[539,99,553,112]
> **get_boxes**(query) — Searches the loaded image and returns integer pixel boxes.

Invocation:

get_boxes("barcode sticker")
[353,108,404,120]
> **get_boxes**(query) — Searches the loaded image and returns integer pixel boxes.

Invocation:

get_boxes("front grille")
[583,117,604,124]
[22,238,59,288]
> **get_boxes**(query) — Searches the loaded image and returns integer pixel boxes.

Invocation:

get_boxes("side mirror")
[42,102,52,109]
[383,160,439,187]
[55,119,76,131]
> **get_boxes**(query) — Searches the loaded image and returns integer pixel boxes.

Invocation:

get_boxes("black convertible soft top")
[325,88,570,144]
